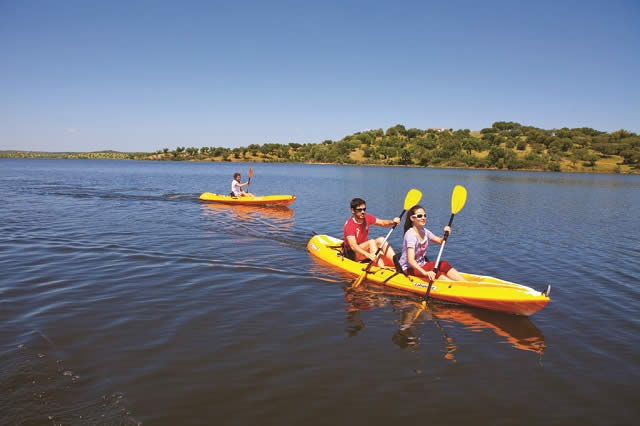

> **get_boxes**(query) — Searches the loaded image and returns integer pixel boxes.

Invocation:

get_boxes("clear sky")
[1,0,638,152]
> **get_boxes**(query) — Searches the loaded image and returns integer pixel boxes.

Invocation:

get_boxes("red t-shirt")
[343,213,377,246]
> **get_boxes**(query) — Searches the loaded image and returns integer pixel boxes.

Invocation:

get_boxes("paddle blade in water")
[352,271,366,288]
[404,188,422,211]
[451,185,467,214]
[249,168,253,178]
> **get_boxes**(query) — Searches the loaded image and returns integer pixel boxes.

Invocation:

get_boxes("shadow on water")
[342,282,546,363]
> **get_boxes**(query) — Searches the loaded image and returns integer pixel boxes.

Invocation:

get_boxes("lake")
[1,159,639,425]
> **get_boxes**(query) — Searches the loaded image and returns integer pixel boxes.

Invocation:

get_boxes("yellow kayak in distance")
[308,234,550,316]
[199,192,296,206]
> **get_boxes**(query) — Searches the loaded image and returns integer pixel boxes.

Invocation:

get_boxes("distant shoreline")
[3,122,639,174]
[1,150,638,175]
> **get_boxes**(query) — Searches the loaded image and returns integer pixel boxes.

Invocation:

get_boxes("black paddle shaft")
[361,209,408,274]
[426,212,456,299]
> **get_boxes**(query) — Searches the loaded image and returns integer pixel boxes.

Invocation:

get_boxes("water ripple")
[2,159,639,425]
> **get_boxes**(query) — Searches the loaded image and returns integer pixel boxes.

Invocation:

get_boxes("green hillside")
[3,122,639,174]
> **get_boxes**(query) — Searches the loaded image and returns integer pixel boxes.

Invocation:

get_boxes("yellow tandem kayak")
[199,192,296,206]
[307,234,550,316]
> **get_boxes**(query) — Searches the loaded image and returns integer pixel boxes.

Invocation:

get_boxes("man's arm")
[374,217,401,227]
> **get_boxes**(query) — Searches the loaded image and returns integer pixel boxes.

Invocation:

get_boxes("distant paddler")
[231,171,254,197]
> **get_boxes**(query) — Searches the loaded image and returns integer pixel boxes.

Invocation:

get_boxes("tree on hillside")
[399,149,412,165]
[416,136,437,150]
[355,133,373,145]
[463,137,481,154]
[386,124,407,137]
[611,129,635,140]
[487,146,506,167]
[406,128,423,140]
[492,121,522,131]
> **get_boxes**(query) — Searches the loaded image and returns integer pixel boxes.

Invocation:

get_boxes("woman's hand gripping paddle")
[424,185,467,300]
[247,168,253,194]
[352,189,422,288]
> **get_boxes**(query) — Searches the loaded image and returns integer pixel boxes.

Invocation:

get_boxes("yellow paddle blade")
[249,168,253,178]
[451,185,467,214]
[404,188,422,211]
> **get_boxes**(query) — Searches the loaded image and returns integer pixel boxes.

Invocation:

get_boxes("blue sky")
[1,0,638,152]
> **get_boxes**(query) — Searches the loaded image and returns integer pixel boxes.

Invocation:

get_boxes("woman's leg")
[435,261,463,281]
[413,261,456,281]
[406,266,451,281]
[445,267,464,281]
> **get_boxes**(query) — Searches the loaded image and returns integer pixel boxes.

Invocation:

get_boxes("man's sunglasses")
[353,207,366,212]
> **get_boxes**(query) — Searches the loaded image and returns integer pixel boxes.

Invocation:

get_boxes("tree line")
[3,122,639,173]
[0,150,145,160]
[148,122,640,173]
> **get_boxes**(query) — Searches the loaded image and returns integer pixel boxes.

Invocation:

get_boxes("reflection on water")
[200,202,294,220]
[343,283,546,362]
[200,202,294,232]
[199,202,297,247]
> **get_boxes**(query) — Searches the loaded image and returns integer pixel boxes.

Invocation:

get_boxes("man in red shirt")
[343,197,400,267]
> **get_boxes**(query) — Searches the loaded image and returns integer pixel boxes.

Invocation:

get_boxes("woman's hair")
[403,204,425,234]
[233,172,240,178]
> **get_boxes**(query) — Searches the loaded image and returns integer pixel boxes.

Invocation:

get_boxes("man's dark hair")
[350,198,366,210]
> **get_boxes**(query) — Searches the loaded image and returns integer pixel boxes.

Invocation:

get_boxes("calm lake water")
[1,159,639,425]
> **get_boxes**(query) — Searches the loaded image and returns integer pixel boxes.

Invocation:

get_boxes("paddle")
[352,189,422,288]
[247,167,253,194]
[424,185,467,300]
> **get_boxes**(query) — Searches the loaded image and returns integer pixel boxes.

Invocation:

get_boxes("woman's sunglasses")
[411,214,426,219]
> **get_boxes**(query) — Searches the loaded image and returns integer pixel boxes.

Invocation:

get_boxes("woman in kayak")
[398,204,463,281]
[231,172,253,197]
[343,197,400,267]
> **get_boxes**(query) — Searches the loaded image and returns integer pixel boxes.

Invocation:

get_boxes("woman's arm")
[407,247,436,280]
[430,226,452,245]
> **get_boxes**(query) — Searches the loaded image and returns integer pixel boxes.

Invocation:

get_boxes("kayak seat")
[392,253,404,274]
